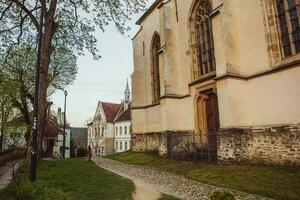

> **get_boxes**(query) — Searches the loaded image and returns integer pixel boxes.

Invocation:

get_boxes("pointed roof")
[101,102,121,123]
[114,107,131,122]
[125,80,130,95]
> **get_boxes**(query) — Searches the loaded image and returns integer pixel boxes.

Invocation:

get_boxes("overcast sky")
[50,1,155,127]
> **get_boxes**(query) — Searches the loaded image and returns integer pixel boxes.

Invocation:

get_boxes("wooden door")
[206,93,220,132]
[205,93,219,146]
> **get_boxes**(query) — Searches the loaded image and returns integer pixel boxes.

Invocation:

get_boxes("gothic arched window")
[189,0,215,78]
[274,0,300,58]
[151,33,161,102]
[195,0,215,76]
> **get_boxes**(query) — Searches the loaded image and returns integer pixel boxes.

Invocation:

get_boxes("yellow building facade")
[131,0,300,165]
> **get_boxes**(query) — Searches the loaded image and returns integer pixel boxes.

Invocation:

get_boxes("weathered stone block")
[217,125,300,166]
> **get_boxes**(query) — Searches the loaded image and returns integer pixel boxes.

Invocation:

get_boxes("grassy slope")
[106,151,300,200]
[0,158,135,200]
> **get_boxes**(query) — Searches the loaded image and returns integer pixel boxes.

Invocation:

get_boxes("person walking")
[88,145,92,161]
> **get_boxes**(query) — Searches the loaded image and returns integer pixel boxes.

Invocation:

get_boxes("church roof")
[101,102,121,122]
[136,0,161,25]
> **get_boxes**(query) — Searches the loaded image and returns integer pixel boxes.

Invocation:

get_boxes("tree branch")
[0,2,13,21]
[69,0,78,26]
[9,0,40,30]
[48,0,57,19]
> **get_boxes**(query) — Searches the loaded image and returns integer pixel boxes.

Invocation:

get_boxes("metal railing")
[167,131,217,163]
[166,131,218,163]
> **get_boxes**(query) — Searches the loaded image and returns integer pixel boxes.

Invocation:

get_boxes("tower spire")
[124,79,130,101]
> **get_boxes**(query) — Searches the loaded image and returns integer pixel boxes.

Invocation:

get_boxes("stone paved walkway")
[0,160,22,190]
[94,158,272,200]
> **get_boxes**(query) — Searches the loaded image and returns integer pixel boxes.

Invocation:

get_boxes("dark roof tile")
[114,108,131,122]
[101,102,121,122]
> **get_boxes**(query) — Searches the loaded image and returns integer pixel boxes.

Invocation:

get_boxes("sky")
[50,1,155,127]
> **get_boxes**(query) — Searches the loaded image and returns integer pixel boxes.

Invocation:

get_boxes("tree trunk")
[37,14,57,161]
[0,134,3,151]
[0,103,4,151]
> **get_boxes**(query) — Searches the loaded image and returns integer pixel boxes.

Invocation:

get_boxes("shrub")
[77,148,87,157]
[210,190,236,200]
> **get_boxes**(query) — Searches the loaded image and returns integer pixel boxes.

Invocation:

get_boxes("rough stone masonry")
[132,124,300,165]
[218,125,300,166]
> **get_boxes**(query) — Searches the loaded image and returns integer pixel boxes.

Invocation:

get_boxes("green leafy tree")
[0,92,13,150]
[0,0,147,157]
[0,43,77,150]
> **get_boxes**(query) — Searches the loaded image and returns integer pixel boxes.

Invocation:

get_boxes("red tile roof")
[114,107,131,122]
[101,102,121,122]
[45,118,62,138]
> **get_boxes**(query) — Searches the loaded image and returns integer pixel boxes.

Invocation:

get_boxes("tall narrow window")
[101,127,104,137]
[275,0,300,57]
[194,0,215,76]
[151,33,161,102]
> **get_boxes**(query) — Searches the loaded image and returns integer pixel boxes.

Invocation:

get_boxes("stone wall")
[131,132,168,156]
[217,125,300,165]
[132,131,213,159]
[133,125,300,165]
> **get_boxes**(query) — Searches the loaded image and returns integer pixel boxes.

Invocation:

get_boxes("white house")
[114,111,131,153]
[53,107,71,158]
[114,83,131,153]
[87,82,132,156]
[87,101,120,156]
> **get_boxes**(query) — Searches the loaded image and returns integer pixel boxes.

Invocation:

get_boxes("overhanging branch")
[9,0,40,30]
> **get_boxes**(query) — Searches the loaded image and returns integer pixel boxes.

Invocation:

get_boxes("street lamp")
[62,90,68,159]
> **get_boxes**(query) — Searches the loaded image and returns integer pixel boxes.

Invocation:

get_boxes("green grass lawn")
[0,158,178,200]
[0,158,135,200]
[106,151,300,200]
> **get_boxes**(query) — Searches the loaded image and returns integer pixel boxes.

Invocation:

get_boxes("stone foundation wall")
[132,131,197,157]
[131,132,168,156]
[132,125,300,165]
[132,131,208,158]
[218,125,300,165]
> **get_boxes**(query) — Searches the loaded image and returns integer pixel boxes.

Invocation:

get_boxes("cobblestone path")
[94,158,272,200]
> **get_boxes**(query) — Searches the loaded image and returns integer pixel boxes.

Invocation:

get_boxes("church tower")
[124,79,130,102]
[122,80,131,110]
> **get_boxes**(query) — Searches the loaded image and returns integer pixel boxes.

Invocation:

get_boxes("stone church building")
[131,0,300,165]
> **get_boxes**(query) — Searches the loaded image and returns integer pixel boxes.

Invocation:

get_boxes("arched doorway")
[195,90,219,161]
[197,91,219,133]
